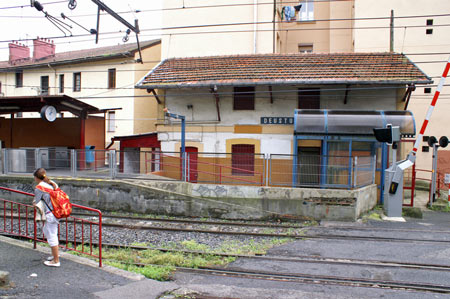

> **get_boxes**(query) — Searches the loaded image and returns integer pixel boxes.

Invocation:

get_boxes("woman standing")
[33,168,60,267]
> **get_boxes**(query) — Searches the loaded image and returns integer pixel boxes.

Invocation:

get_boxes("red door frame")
[185,147,198,183]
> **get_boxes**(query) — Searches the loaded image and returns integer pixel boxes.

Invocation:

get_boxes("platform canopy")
[294,110,415,137]
[0,95,106,117]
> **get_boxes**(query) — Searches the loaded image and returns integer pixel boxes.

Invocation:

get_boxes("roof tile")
[137,53,431,88]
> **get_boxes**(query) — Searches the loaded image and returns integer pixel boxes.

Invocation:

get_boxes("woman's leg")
[50,245,59,263]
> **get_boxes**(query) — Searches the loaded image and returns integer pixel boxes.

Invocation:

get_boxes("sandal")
[44,261,60,267]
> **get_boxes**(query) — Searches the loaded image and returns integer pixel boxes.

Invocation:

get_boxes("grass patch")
[66,238,293,281]
[402,207,423,218]
[215,238,291,255]
[104,260,174,281]
[100,246,234,280]
[429,203,450,212]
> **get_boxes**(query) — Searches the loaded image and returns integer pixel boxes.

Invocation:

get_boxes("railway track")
[99,242,450,272]
[5,233,448,274]
[174,266,450,294]
[4,212,450,243]
[4,233,450,294]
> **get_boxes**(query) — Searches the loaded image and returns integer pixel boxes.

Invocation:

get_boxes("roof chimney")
[8,41,30,64]
[33,37,55,61]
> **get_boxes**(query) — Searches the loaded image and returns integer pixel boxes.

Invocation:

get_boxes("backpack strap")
[36,185,53,212]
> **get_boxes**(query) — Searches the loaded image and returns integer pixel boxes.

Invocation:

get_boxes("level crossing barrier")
[0,187,102,267]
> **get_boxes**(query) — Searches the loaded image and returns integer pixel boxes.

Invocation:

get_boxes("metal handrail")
[0,186,103,267]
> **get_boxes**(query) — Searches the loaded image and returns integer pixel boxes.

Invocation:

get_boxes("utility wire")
[1,11,450,45]
[0,1,66,10]
[5,82,450,94]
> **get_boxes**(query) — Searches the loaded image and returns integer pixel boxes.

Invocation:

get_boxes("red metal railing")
[0,187,102,267]
[403,163,416,207]
[404,168,445,206]
[144,152,264,185]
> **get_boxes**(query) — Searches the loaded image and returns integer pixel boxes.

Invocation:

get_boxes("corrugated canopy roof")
[0,95,105,117]
[136,52,432,89]
[0,39,160,70]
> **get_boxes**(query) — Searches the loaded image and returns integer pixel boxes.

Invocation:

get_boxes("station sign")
[260,117,294,125]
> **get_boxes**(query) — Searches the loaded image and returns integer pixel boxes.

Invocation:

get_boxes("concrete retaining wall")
[0,176,377,221]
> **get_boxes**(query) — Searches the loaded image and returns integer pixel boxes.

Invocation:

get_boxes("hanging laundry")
[283,6,296,21]
[294,4,302,12]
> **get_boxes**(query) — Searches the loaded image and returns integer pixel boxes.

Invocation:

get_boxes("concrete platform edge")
[0,235,145,281]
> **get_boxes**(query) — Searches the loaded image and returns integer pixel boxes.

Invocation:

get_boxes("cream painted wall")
[354,0,450,171]
[0,44,161,147]
[161,0,275,58]
[158,84,402,154]
[133,43,162,134]
[278,0,354,53]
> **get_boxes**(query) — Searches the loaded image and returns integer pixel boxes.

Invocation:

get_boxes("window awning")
[294,109,415,137]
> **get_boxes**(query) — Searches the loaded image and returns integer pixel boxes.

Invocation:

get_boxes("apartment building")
[0,38,161,148]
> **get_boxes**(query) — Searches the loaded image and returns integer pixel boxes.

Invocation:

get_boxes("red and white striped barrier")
[412,56,450,155]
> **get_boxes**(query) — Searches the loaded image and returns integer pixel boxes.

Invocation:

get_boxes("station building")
[136,52,431,200]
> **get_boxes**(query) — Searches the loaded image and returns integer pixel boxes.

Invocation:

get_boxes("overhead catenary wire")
[3,82,450,98]
[1,10,450,45]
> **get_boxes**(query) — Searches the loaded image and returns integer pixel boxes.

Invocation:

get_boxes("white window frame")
[107,111,116,132]
[298,44,313,53]
[299,0,314,21]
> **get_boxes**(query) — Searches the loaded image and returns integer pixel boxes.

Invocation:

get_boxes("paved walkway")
[0,236,178,299]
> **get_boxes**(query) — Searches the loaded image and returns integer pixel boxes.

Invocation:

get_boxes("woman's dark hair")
[33,168,57,189]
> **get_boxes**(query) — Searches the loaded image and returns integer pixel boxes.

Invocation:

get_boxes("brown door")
[231,144,255,175]
[185,147,198,182]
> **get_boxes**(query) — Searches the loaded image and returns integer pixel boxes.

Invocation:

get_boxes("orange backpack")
[36,185,72,219]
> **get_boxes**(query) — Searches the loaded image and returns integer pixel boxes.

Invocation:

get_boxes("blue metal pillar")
[292,137,298,187]
[348,140,353,188]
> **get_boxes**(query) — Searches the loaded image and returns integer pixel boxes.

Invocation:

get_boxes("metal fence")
[1,148,375,189]
[269,154,376,188]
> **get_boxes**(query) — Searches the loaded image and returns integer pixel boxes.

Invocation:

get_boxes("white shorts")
[43,213,59,247]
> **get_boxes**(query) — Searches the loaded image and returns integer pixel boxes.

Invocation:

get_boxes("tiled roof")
[0,39,160,69]
[136,52,432,89]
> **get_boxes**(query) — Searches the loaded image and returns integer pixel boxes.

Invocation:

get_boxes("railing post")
[33,208,37,249]
[186,152,190,182]
[35,148,41,170]
[0,147,3,175]
[98,210,102,267]
[2,149,8,174]
[266,154,270,186]
[372,154,376,184]
[71,149,77,177]
[183,151,187,182]
[353,156,358,188]
[109,150,116,179]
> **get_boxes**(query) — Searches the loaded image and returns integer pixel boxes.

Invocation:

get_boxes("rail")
[0,186,103,267]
